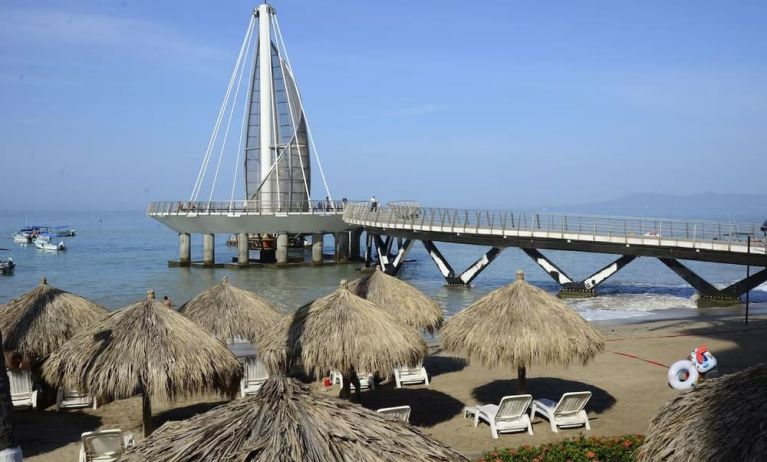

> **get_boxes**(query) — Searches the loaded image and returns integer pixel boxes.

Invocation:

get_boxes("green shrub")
[478,434,645,462]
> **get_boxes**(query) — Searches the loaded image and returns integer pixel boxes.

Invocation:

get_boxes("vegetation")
[478,434,645,462]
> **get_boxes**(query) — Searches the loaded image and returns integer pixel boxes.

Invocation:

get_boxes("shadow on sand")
[359,387,464,427]
[472,377,616,414]
[15,408,101,456]
[153,400,227,430]
[424,355,468,378]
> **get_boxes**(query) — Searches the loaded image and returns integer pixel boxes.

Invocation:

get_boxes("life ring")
[668,360,699,390]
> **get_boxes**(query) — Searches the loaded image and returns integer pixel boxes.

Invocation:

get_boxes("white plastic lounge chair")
[393,361,429,388]
[56,388,96,411]
[78,429,134,462]
[7,369,37,410]
[330,370,375,390]
[530,391,592,433]
[240,357,269,397]
[377,405,411,423]
[466,394,533,439]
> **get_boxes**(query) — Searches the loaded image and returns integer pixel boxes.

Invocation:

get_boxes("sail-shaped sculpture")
[245,4,310,212]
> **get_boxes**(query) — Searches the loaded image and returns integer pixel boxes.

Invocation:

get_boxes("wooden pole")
[142,393,152,437]
[517,366,527,393]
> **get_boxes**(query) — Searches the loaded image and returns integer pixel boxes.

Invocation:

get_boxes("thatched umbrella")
[348,268,444,334]
[0,277,106,367]
[120,376,469,462]
[637,363,767,462]
[258,280,427,399]
[441,270,605,393]
[42,290,242,437]
[178,276,282,343]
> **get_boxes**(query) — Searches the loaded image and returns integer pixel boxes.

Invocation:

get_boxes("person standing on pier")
[370,196,378,211]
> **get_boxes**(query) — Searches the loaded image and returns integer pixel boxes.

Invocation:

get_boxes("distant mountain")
[549,193,767,222]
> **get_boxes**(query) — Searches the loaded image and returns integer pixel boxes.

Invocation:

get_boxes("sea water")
[1,211,765,322]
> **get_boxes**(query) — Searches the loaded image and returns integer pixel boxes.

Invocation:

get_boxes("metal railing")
[147,199,350,216]
[343,203,767,254]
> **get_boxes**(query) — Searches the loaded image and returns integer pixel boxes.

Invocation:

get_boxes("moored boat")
[34,238,67,251]
[11,233,30,244]
[0,257,14,275]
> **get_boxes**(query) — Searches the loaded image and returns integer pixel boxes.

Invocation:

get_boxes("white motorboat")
[34,238,66,251]
[11,233,30,244]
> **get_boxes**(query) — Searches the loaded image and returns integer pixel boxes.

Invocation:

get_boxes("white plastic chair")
[78,429,134,462]
[240,357,269,397]
[530,391,592,433]
[56,388,96,411]
[7,369,37,410]
[393,361,429,388]
[330,370,374,390]
[467,394,533,438]
[377,405,411,423]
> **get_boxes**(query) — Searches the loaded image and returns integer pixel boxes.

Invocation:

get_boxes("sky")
[1,0,766,211]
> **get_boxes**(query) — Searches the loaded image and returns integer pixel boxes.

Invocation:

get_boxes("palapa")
[637,363,767,462]
[258,280,427,398]
[178,276,282,343]
[348,268,444,333]
[120,376,469,462]
[42,290,242,436]
[441,270,605,392]
[0,277,106,367]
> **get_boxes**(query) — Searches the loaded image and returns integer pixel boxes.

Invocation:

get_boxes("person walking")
[370,196,378,211]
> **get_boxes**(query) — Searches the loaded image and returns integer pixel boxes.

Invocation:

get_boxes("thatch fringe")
[179,277,282,343]
[637,363,767,462]
[120,376,469,462]
[0,277,106,365]
[258,281,427,377]
[348,269,444,333]
[42,294,242,403]
[440,271,605,368]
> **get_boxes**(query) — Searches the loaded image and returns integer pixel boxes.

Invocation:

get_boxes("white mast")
[257,3,274,211]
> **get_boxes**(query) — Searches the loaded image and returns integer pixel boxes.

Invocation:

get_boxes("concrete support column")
[178,233,191,266]
[237,232,249,266]
[312,233,324,265]
[349,229,362,261]
[364,233,373,268]
[335,232,349,263]
[203,233,215,266]
[276,232,288,264]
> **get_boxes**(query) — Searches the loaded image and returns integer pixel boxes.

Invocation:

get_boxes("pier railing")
[147,200,349,216]
[344,203,767,254]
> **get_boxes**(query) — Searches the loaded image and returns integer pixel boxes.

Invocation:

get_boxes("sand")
[16,310,767,461]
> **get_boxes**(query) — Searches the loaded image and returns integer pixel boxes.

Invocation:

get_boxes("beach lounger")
[330,370,375,390]
[393,361,429,388]
[240,357,269,397]
[465,394,533,439]
[377,405,411,423]
[7,369,37,410]
[530,391,592,433]
[78,429,134,462]
[56,388,96,411]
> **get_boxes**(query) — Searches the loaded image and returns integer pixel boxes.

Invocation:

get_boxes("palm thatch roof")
[0,277,106,365]
[120,376,469,462]
[637,363,767,462]
[258,280,427,377]
[441,270,604,369]
[348,268,444,333]
[178,277,282,343]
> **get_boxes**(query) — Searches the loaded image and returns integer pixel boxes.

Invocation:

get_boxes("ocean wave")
[567,293,696,321]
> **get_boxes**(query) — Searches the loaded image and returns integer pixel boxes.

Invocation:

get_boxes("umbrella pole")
[142,393,152,437]
[517,366,527,394]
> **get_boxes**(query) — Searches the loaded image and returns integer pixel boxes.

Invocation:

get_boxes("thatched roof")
[348,268,444,333]
[637,363,767,462]
[120,376,469,462]
[42,291,242,403]
[440,271,605,368]
[258,280,427,376]
[178,277,282,343]
[0,277,106,364]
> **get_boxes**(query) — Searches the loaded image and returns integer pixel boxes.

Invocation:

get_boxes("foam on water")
[568,293,696,321]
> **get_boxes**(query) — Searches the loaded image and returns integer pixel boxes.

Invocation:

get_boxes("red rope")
[609,351,669,369]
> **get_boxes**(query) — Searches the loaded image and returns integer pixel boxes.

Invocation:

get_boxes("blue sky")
[1,1,765,211]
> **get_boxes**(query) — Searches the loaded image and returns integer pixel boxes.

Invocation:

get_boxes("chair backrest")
[496,394,533,422]
[397,361,424,375]
[554,391,592,417]
[82,429,124,461]
[377,405,411,423]
[244,358,269,384]
[7,369,32,398]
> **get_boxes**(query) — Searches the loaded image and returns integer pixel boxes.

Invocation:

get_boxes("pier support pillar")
[349,229,362,261]
[423,241,502,286]
[312,233,324,265]
[335,232,349,263]
[659,258,767,307]
[276,232,288,264]
[203,233,215,267]
[237,232,249,266]
[178,233,191,267]
[364,233,373,268]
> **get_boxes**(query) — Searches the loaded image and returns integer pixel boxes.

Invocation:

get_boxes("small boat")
[1,257,14,275]
[34,238,66,251]
[11,233,30,244]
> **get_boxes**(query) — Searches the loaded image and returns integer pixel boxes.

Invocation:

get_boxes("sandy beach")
[16,309,767,461]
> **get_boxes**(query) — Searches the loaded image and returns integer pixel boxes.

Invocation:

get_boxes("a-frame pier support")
[423,241,503,286]
[372,235,413,276]
[659,258,767,307]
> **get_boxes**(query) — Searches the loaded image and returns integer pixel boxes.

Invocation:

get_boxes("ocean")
[2,211,765,324]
